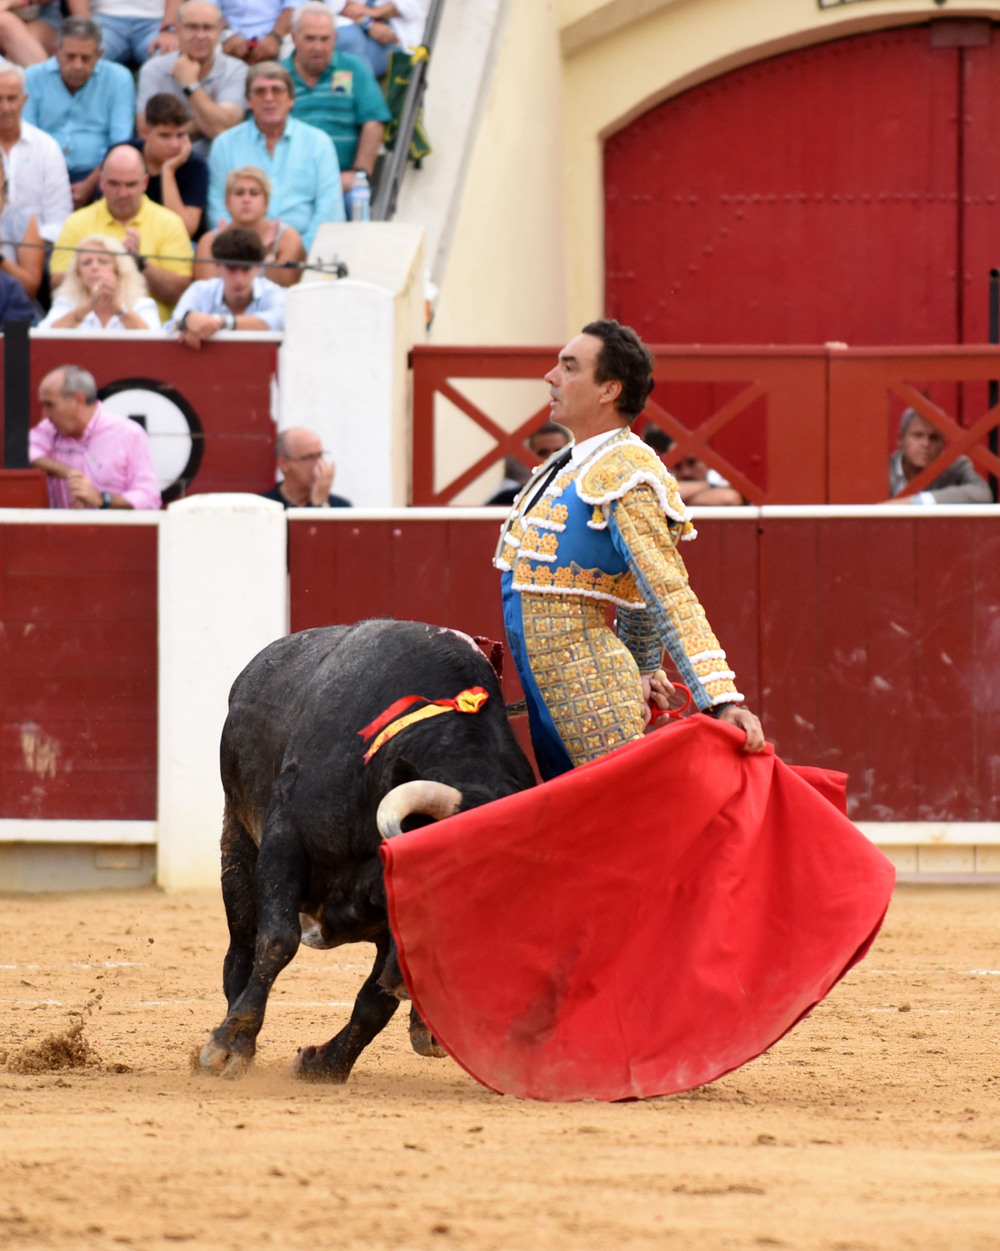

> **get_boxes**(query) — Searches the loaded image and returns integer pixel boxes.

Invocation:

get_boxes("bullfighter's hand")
[310,457,335,506]
[66,470,100,509]
[716,704,766,753]
[641,668,676,727]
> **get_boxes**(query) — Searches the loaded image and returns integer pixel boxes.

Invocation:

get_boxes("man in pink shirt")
[29,365,162,510]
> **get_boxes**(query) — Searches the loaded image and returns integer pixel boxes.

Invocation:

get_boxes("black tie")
[520,446,574,514]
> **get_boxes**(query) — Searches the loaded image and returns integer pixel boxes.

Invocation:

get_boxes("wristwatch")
[182,82,199,97]
[100,491,112,510]
[135,254,147,272]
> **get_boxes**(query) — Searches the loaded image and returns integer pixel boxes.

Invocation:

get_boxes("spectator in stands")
[90,0,165,67]
[262,425,351,507]
[484,422,570,505]
[24,18,135,208]
[886,407,992,505]
[0,264,35,320]
[642,424,744,505]
[50,143,193,322]
[29,364,162,510]
[0,59,72,241]
[137,1,247,158]
[0,166,43,301]
[283,2,388,203]
[39,233,161,329]
[208,60,342,251]
[139,93,207,237]
[528,421,570,461]
[331,1,428,79]
[156,0,296,64]
[195,164,302,285]
[168,225,284,344]
[0,0,67,68]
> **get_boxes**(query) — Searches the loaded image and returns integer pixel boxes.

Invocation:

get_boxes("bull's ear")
[389,757,422,789]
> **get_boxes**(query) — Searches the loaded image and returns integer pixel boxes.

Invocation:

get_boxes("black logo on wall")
[98,377,204,505]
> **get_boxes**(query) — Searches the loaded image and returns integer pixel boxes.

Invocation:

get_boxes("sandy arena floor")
[1,883,998,1251]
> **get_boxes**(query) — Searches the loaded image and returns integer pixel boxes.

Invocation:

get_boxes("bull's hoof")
[409,1019,447,1059]
[290,1044,351,1084]
[199,1030,254,1079]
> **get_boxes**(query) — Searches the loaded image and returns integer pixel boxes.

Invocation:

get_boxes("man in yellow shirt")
[50,144,193,323]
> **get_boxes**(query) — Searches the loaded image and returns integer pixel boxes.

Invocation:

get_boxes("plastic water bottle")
[349,170,371,222]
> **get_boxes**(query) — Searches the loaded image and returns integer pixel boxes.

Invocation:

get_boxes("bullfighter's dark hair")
[581,318,656,421]
[211,227,266,266]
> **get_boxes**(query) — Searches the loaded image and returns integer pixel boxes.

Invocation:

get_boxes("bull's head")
[376,780,463,840]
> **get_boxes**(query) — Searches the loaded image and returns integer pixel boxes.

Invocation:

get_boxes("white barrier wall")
[156,495,288,891]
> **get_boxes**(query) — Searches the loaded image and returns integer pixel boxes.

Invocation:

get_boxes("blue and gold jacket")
[494,428,743,711]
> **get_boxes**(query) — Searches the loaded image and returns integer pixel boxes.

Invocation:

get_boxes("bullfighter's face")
[544,333,623,440]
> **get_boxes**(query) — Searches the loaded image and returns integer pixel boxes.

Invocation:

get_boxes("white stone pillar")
[279,222,426,507]
[157,494,288,892]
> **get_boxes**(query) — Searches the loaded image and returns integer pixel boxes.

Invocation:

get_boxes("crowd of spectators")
[0,0,426,332]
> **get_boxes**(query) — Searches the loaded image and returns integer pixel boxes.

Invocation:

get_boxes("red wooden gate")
[605,20,1000,474]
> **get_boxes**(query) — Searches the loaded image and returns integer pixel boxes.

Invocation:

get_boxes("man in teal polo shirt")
[282,0,389,204]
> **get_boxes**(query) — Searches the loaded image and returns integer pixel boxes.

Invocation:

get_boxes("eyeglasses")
[180,22,218,31]
[285,451,325,462]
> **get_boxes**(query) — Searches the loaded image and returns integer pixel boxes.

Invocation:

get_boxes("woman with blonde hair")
[39,234,161,330]
[194,166,304,289]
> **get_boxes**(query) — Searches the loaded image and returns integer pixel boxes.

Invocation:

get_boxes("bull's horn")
[377,781,463,839]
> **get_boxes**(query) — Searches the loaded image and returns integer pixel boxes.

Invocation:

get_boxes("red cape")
[380,717,894,1102]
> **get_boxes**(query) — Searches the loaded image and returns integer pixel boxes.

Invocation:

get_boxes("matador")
[494,319,764,780]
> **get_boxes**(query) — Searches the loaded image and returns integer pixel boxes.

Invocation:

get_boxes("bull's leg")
[200,809,308,1078]
[291,931,400,1083]
[409,1005,447,1059]
[219,803,259,1005]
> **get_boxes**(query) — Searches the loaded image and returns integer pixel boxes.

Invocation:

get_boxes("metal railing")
[372,0,447,221]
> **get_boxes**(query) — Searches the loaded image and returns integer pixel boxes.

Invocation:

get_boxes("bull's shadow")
[199,619,535,1082]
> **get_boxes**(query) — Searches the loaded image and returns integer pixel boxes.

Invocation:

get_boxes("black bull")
[200,619,536,1081]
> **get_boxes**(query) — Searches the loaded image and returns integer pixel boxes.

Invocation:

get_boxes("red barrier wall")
[1,337,279,499]
[289,512,1000,823]
[3,513,996,825]
[0,523,158,820]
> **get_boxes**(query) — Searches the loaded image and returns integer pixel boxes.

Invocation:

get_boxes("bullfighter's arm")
[608,484,744,713]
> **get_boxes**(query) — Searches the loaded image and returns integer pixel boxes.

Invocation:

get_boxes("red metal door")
[605,22,1000,480]
[606,24,964,347]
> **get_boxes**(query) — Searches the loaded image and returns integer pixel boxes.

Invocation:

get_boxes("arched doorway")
[604,21,1000,486]
[605,21,1000,347]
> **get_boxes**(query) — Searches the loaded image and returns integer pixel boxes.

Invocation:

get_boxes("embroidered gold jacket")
[494,429,743,710]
